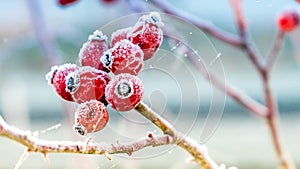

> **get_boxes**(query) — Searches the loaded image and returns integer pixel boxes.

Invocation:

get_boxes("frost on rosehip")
[277,8,299,32]
[131,12,164,60]
[79,30,109,71]
[105,73,144,112]
[45,63,78,102]
[111,27,132,47]
[74,100,109,135]
[66,66,110,104]
[100,39,144,76]
[138,11,164,27]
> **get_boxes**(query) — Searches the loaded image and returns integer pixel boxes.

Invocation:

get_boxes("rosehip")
[105,73,144,112]
[131,12,164,60]
[111,27,132,47]
[277,8,299,32]
[79,30,109,71]
[73,100,109,135]
[101,39,144,76]
[66,66,110,104]
[46,63,78,102]
[101,0,118,4]
[58,0,78,6]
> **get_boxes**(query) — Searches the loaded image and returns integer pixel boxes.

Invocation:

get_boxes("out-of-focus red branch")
[265,30,285,71]
[26,0,61,66]
[148,0,243,48]
[229,0,264,72]
[229,1,295,168]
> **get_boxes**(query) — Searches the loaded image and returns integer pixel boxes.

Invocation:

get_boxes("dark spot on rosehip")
[50,69,58,84]
[73,123,87,136]
[66,73,80,93]
[101,53,114,68]
[66,76,76,92]
[151,16,157,23]
[117,82,132,97]
[99,95,108,106]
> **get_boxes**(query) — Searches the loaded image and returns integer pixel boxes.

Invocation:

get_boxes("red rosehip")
[58,0,78,6]
[111,27,132,47]
[277,8,299,32]
[46,63,78,102]
[73,100,109,135]
[66,66,110,104]
[79,30,109,71]
[131,12,164,60]
[105,73,144,112]
[101,39,144,76]
[101,0,117,4]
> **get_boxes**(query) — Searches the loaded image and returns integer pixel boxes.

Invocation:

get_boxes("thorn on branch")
[104,151,112,160]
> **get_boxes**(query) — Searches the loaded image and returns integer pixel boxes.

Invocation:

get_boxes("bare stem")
[262,76,296,169]
[228,1,295,167]
[26,0,61,66]
[164,33,267,117]
[265,30,285,71]
[229,0,264,71]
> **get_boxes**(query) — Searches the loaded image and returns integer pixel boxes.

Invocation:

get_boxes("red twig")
[164,32,267,117]
[148,0,243,47]
[229,0,264,72]
[265,30,285,71]
[230,1,295,168]
[26,0,61,66]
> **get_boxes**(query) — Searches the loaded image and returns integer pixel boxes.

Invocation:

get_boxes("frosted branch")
[0,115,172,156]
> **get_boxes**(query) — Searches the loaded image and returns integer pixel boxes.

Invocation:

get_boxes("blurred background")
[0,0,300,168]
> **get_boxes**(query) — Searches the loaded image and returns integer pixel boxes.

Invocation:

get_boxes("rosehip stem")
[135,102,174,136]
[265,30,285,71]
[135,102,219,169]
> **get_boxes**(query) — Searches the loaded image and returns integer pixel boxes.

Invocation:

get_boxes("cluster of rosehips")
[277,7,299,32]
[46,12,163,136]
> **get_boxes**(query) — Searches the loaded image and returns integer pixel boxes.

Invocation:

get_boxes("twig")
[0,102,219,169]
[164,32,267,117]
[148,0,243,47]
[229,0,264,72]
[265,30,285,71]
[0,115,172,156]
[26,0,61,66]
[262,76,296,169]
